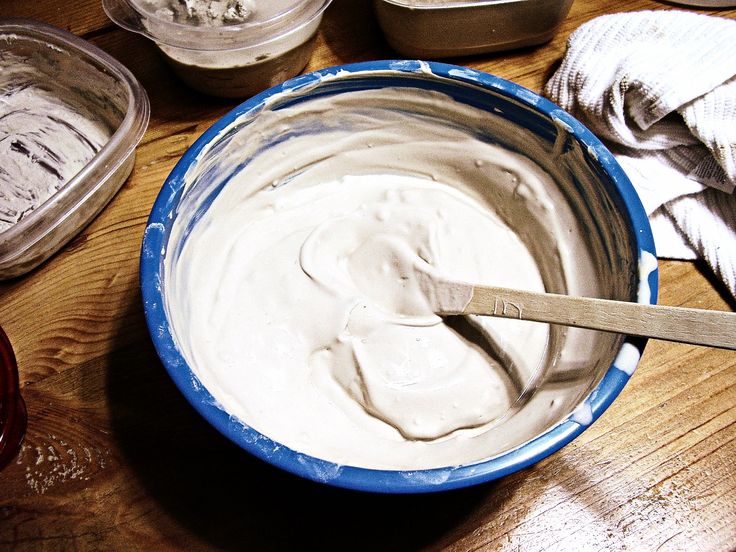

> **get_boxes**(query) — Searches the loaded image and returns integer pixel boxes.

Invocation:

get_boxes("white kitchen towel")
[544,10,736,299]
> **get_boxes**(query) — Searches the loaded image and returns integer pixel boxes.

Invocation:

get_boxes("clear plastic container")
[0,19,150,280]
[373,0,574,58]
[103,0,332,97]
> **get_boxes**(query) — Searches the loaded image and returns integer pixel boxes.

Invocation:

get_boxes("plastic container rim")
[378,0,547,9]
[103,0,332,51]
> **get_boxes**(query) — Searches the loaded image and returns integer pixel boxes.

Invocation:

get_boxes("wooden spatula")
[420,274,736,350]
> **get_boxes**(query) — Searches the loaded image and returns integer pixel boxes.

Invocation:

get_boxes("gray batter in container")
[142,0,256,26]
[0,54,112,234]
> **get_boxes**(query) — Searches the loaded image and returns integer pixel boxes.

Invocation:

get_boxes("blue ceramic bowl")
[141,61,657,493]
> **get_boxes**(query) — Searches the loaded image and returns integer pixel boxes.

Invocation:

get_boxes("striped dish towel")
[545,10,736,300]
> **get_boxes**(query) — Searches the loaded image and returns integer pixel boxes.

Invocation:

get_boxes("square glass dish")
[0,19,150,279]
[373,0,574,58]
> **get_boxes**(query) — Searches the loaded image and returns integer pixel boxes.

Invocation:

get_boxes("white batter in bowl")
[142,61,657,491]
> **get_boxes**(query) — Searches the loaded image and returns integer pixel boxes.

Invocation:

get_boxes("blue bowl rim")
[140,60,658,494]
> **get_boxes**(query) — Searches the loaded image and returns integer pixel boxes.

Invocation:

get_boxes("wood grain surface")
[1,1,735,550]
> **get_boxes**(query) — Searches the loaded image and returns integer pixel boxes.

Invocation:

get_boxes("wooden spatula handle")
[459,285,736,350]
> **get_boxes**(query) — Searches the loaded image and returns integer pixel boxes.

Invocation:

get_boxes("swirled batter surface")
[166,87,562,469]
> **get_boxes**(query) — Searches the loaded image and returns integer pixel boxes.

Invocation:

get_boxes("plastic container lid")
[0,19,150,279]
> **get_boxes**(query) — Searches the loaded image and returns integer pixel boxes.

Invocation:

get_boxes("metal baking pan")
[374,0,574,58]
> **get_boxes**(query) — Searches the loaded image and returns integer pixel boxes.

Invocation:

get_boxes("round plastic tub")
[141,60,658,493]
[103,0,332,97]
[0,19,150,279]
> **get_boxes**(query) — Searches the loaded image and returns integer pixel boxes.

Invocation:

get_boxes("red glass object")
[0,326,27,470]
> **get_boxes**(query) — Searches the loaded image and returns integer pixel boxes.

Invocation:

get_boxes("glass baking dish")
[0,19,150,279]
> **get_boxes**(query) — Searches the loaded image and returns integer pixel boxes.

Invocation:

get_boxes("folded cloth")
[544,10,736,299]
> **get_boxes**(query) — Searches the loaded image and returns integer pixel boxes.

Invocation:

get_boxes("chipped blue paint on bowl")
[140,60,657,494]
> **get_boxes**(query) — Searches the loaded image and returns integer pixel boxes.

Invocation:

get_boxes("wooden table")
[1,1,735,550]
